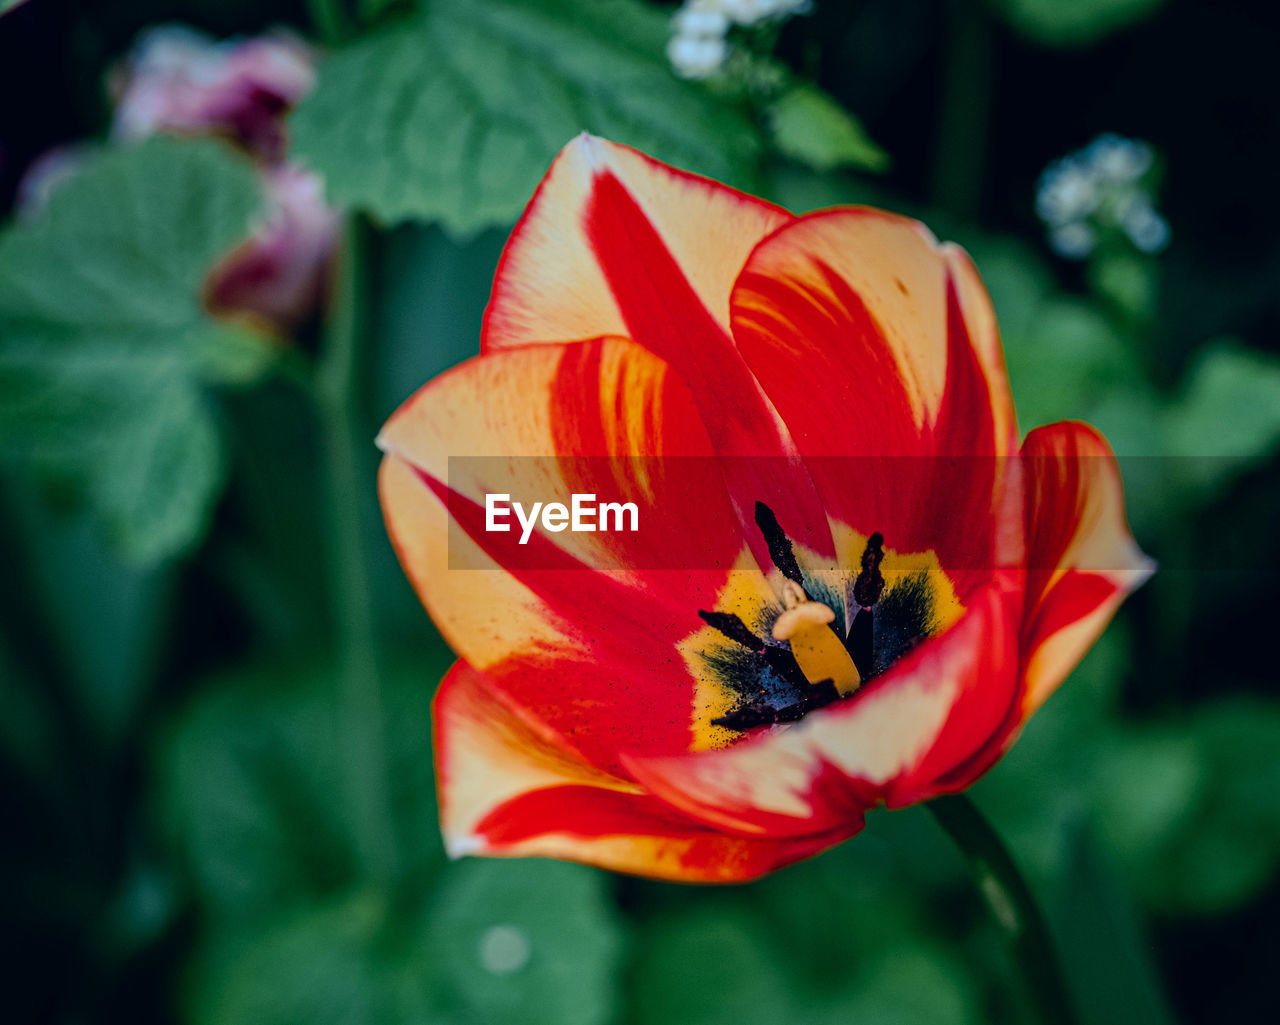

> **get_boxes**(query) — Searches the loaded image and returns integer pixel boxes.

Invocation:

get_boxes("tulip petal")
[437,662,856,882]
[379,336,743,581]
[482,134,834,561]
[730,210,1020,589]
[379,337,765,766]
[1019,422,1154,715]
[484,133,792,351]
[622,579,1023,836]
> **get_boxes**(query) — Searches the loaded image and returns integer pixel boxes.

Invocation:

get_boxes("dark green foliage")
[291,0,763,237]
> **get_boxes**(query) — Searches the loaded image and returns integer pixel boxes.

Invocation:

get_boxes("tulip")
[378,135,1152,883]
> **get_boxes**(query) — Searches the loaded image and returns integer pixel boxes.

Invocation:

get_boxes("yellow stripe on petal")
[680,548,778,752]
[484,134,793,350]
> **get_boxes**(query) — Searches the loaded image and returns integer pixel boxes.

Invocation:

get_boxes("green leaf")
[423,858,624,1025]
[0,633,60,790]
[632,899,978,1025]
[188,862,624,1025]
[1003,297,1140,430]
[292,0,762,236]
[1047,821,1177,1025]
[161,659,448,926]
[1099,698,1280,915]
[162,664,359,924]
[1162,341,1280,495]
[824,946,978,1025]
[633,907,793,1025]
[987,0,1167,48]
[767,84,889,174]
[191,890,409,1025]
[0,137,271,564]
[2,471,175,741]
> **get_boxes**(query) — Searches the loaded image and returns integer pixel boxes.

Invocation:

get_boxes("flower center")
[687,502,955,742]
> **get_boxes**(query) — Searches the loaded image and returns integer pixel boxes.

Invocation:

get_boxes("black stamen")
[712,704,779,730]
[760,645,814,691]
[697,610,811,692]
[754,501,803,584]
[848,608,874,679]
[711,679,842,731]
[852,531,886,608]
[697,610,765,652]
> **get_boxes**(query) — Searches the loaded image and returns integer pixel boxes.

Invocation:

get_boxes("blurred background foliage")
[1,0,1278,1023]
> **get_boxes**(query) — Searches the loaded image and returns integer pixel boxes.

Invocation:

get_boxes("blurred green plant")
[162,661,626,1025]
[985,0,1168,47]
[291,0,763,237]
[766,81,890,174]
[0,137,273,564]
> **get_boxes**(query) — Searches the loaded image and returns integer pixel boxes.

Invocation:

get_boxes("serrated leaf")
[292,0,762,236]
[767,84,889,174]
[0,137,271,564]
[987,0,1167,48]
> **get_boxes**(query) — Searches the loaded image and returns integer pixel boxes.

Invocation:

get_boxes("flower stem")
[927,794,1077,1025]
[315,215,396,882]
[931,0,993,221]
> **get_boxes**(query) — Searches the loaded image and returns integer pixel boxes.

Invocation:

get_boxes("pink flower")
[111,25,314,163]
[90,23,341,332]
[206,165,338,331]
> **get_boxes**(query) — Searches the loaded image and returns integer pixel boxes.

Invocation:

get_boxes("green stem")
[316,215,396,881]
[928,794,1077,1025]
[931,0,993,221]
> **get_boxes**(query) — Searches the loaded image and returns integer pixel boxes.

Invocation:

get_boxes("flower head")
[667,0,811,79]
[1036,133,1169,259]
[105,24,339,331]
[111,25,314,163]
[378,136,1152,882]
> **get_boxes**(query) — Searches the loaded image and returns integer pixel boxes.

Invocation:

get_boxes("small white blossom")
[1035,162,1100,227]
[719,0,812,26]
[1084,133,1153,184]
[673,3,730,37]
[1049,222,1098,260]
[1035,132,1168,260]
[666,0,812,80]
[1121,202,1171,254]
[667,32,731,79]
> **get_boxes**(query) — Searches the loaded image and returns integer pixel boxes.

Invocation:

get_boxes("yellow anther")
[772,600,834,641]
[772,601,861,697]
[779,579,807,610]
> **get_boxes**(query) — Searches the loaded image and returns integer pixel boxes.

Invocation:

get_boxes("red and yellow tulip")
[378,135,1153,883]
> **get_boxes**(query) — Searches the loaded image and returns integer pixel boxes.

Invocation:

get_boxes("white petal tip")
[569,132,610,174]
[445,834,485,860]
